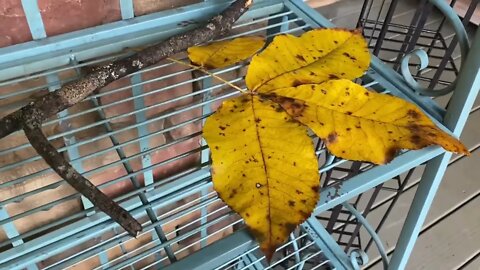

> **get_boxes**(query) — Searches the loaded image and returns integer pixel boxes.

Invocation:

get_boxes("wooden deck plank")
[407,196,480,270]
[363,106,480,268]
[310,1,480,269]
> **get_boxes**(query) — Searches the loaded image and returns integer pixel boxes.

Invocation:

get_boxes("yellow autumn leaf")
[187,36,265,69]
[269,79,469,164]
[203,94,320,261]
[245,28,370,93]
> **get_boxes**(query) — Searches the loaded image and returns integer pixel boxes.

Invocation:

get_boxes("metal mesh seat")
[0,1,478,269]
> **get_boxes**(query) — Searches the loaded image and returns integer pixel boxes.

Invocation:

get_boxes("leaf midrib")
[252,34,356,92]
[249,95,273,247]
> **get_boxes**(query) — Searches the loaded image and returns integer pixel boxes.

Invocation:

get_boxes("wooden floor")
[309,0,480,269]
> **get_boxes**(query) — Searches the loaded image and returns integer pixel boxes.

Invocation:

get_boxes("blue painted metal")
[349,249,369,270]
[0,0,284,81]
[302,218,351,269]
[286,0,446,122]
[164,229,254,270]
[399,0,470,97]
[20,0,47,40]
[120,0,135,20]
[131,73,155,188]
[390,28,480,270]
[200,75,213,248]
[0,0,477,269]
[342,203,388,269]
[0,208,23,247]
[289,233,302,266]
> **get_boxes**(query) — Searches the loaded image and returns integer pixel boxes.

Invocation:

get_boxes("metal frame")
[0,0,478,269]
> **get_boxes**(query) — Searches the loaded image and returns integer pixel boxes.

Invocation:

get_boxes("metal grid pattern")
[0,0,477,269]
[357,0,478,90]
[0,5,342,269]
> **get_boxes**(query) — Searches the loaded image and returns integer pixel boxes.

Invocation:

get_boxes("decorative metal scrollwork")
[342,202,389,270]
[400,0,470,97]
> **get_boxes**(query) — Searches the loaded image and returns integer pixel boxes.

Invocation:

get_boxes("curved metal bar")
[349,249,369,270]
[400,0,470,97]
[342,202,389,270]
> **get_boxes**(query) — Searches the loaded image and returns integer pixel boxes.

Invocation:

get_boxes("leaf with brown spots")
[203,94,320,261]
[272,79,469,164]
[245,29,370,93]
[196,28,470,263]
[187,36,265,69]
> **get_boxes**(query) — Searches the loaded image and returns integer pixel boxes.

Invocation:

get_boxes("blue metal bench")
[0,0,478,269]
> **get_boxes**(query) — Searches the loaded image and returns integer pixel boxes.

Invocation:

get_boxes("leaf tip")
[260,244,277,263]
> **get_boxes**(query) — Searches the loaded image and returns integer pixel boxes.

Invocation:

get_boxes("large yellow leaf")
[203,94,320,260]
[269,79,469,164]
[246,29,370,93]
[187,36,265,69]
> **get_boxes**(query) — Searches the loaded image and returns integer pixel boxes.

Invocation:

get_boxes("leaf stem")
[167,57,247,93]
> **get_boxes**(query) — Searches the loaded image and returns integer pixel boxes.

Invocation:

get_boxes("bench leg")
[389,152,452,269]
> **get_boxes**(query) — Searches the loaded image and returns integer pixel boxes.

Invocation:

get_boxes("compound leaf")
[188,36,265,69]
[246,28,370,93]
[203,94,320,261]
[270,79,469,164]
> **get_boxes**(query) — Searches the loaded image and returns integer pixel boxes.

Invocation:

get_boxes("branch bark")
[2,0,253,236]
[0,0,253,139]
[23,122,143,236]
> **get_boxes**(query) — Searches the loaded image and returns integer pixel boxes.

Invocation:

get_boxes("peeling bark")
[1,0,253,236]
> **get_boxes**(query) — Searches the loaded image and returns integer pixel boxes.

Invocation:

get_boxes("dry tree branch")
[23,122,143,236]
[1,0,253,237]
[0,0,253,139]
